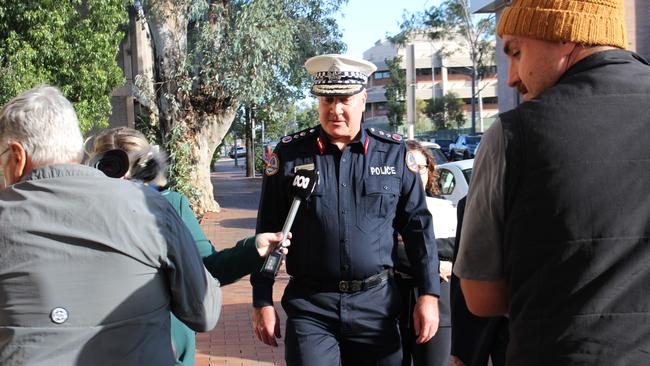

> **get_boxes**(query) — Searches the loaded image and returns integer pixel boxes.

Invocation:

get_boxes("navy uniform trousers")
[283,278,402,366]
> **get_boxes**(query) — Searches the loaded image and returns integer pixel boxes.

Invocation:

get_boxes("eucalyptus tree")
[137,0,344,213]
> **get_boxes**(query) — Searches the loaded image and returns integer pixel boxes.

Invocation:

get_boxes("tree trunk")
[245,106,255,178]
[146,0,188,134]
[186,107,238,215]
[145,0,237,215]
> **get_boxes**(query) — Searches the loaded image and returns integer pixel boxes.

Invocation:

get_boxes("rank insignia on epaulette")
[368,127,403,143]
[265,153,280,176]
[280,127,317,145]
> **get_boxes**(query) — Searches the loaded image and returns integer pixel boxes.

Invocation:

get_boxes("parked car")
[432,138,454,159]
[436,159,473,206]
[228,146,246,159]
[449,135,482,160]
[419,141,449,165]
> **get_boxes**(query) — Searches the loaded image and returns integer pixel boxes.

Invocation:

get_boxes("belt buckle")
[339,280,362,293]
[339,281,350,292]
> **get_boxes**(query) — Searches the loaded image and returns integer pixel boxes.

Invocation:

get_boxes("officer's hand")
[252,305,281,347]
[439,260,453,282]
[255,232,292,258]
[413,294,439,344]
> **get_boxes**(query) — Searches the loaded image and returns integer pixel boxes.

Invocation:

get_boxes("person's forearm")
[203,236,263,285]
[460,278,508,316]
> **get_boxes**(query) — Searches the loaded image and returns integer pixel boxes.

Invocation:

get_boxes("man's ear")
[360,91,368,105]
[560,41,578,56]
[7,141,31,184]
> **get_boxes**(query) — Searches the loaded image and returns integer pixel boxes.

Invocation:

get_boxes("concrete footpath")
[196,159,288,366]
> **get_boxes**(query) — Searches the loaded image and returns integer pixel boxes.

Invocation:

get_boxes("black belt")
[291,269,393,293]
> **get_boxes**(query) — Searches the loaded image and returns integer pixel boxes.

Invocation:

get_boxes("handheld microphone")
[260,168,318,278]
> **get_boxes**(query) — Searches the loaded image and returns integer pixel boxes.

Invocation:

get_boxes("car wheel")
[463,151,470,160]
[449,150,455,161]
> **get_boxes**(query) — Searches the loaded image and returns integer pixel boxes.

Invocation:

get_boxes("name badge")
[294,163,315,173]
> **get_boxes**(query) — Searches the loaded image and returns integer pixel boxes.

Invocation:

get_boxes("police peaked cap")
[305,54,378,97]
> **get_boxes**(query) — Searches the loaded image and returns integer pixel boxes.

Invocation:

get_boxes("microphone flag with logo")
[260,168,318,278]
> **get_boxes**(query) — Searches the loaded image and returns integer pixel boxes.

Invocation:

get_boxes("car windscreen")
[462,168,472,183]
[429,148,448,164]
[466,136,481,144]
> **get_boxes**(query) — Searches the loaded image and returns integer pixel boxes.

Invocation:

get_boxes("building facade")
[362,33,499,136]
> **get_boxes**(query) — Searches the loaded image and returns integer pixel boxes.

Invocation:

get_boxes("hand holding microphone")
[260,168,318,278]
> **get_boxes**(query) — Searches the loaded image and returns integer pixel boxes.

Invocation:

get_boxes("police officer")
[251,54,440,366]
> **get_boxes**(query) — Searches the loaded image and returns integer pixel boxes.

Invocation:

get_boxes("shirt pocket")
[355,176,400,233]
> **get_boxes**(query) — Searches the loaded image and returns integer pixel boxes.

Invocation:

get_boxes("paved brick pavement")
[196,159,288,366]
[195,159,460,366]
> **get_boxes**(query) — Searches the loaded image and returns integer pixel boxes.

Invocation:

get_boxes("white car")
[436,159,473,206]
[419,141,449,165]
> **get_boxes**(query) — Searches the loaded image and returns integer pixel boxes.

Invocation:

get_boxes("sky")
[335,0,440,59]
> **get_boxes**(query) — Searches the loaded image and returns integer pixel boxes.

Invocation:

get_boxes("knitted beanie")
[496,0,626,49]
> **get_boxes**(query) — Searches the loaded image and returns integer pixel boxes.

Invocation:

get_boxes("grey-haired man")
[0,85,220,365]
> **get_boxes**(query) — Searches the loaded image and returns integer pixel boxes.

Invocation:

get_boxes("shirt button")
[383,185,389,190]
[341,183,347,187]
[341,210,346,214]
[342,264,349,271]
[342,158,347,162]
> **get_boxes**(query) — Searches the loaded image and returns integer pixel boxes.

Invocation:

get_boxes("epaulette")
[366,127,403,143]
[279,126,318,145]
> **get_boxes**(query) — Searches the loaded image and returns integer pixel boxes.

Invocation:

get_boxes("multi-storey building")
[362,33,499,135]
[471,0,650,113]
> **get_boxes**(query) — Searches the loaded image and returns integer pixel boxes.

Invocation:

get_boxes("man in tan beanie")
[453,0,650,364]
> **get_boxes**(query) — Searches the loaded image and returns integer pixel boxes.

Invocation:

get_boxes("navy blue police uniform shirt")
[251,125,439,307]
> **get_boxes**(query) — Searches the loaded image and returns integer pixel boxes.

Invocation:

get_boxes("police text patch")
[370,166,396,175]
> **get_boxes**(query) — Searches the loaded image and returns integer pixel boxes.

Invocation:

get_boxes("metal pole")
[471,68,477,135]
[406,44,416,140]
[431,52,436,102]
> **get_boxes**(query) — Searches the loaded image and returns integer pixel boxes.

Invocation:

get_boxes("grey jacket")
[0,164,221,365]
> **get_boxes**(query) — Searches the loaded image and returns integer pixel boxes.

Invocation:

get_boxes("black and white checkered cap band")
[314,71,368,85]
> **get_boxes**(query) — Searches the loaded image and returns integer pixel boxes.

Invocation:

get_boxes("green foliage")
[295,101,319,131]
[425,92,466,130]
[139,0,344,202]
[165,122,199,203]
[0,1,128,133]
[384,56,406,132]
[159,0,346,117]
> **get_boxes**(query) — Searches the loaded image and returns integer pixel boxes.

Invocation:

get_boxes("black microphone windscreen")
[291,169,318,200]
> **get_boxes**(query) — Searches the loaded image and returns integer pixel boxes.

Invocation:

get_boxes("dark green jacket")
[162,189,263,366]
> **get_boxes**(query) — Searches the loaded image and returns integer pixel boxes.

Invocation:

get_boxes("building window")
[376,102,387,111]
[374,71,391,80]
[447,66,471,75]
[416,68,432,76]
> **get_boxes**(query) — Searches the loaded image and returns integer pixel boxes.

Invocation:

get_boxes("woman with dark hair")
[397,140,457,366]
[86,127,288,366]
